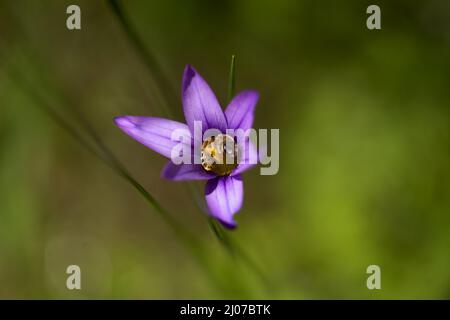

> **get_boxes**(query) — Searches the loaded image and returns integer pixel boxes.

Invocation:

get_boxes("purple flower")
[114,65,259,229]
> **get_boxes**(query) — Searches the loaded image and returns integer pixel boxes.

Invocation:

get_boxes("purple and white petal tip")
[205,175,244,229]
[225,90,259,131]
[114,116,191,159]
[182,65,228,133]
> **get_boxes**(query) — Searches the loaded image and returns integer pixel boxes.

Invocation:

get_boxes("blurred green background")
[1,0,449,299]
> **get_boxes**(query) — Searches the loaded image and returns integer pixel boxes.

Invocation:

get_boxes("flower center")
[201,134,238,176]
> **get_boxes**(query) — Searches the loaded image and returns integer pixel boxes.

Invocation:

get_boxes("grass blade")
[227,54,236,103]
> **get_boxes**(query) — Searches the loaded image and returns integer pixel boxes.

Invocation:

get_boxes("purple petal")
[161,161,215,181]
[205,175,243,229]
[182,65,227,133]
[114,116,191,159]
[225,90,259,130]
[232,139,258,176]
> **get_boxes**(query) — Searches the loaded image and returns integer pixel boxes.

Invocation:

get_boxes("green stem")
[227,54,236,103]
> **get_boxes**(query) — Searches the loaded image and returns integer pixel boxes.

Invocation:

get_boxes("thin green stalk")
[227,54,236,103]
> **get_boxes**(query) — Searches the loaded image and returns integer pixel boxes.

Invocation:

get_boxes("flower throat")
[201,134,238,176]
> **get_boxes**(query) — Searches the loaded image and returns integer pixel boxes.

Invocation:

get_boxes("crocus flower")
[114,65,258,228]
